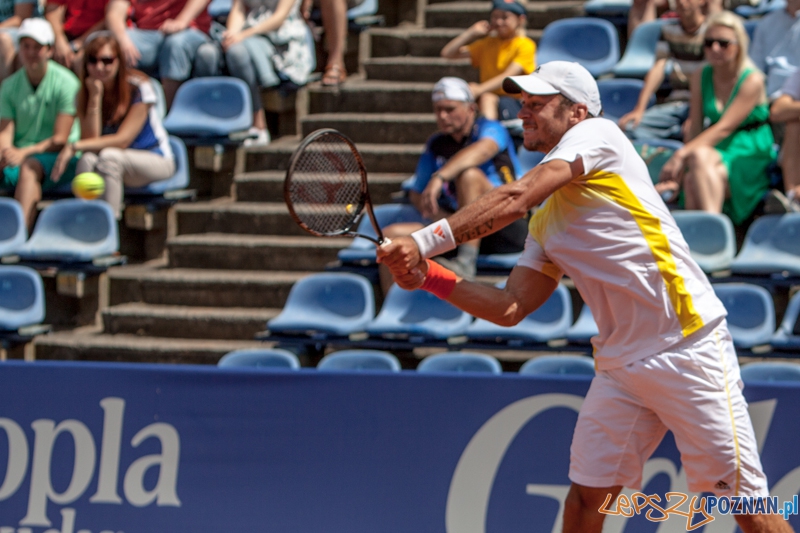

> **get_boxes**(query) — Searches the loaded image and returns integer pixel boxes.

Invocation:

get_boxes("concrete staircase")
[33,0,583,364]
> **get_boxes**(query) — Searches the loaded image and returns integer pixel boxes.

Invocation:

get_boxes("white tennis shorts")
[569,319,769,497]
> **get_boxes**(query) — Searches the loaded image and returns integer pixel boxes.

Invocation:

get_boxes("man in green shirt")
[0,17,79,229]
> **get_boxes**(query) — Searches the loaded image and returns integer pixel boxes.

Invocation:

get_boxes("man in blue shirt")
[382,77,526,284]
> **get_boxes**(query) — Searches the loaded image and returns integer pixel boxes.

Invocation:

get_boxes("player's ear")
[571,103,589,123]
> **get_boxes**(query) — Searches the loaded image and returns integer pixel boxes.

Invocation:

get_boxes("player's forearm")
[447,179,531,245]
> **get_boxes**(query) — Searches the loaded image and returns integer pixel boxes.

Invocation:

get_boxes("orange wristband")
[420,259,457,299]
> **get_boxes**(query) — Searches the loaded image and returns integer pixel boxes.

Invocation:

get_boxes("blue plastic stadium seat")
[517,146,545,175]
[317,349,401,372]
[671,211,736,273]
[149,77,167,120]
[519,354,596,376]
[566,304,599,345]
[736,0,785,17]
[218,348,301,369]
[632,138,684,184]
[208,0,232,18]
[740,361,800,383]
[267,273,375,338]
[125,136,190,196]
[417,352,502,374]
[163,77,252,138]
[366,285,473,340]
[613,19,676,79]
[0,198,26,257]
[713,283,775,349]
[730,214,800,276]
[597,78,654,122]
[0,266,45,331]
[16,199,118,262]
[465,283,572,345]
[583,0,632,27]
[771,290,800,350]
[337,204,427,264]
[536,18,620,78]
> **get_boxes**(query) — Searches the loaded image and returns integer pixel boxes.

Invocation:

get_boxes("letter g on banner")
[446,393,584,533]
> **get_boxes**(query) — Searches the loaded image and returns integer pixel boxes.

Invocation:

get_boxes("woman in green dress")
[658,10,775,225]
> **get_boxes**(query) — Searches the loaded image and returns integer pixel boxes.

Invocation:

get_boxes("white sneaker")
[243,128,271,147]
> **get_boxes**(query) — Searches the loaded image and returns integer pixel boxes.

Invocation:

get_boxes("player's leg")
[563,483,622,533]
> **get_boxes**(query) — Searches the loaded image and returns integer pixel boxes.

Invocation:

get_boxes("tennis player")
[377,61,794,533]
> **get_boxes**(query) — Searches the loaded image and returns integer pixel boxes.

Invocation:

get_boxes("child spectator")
[0,18,80,230]
[766,69,800,213]
[0,0,36,80]
[50,33,175,218]
[440,0,534,122]
[106,0,214,108]
[196,0,314,146]
[657,11,775,226]
[45,0,109,71]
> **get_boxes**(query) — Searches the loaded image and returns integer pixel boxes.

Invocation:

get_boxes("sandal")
[321,64,346,87]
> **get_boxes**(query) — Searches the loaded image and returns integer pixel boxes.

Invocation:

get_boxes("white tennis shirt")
[518,118,727,370]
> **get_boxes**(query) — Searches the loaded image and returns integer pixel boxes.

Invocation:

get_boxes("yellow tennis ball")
[71,172,105,200]
[345,203,354,214]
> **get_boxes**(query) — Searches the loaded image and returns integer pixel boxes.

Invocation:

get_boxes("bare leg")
[320,0,348,85]
[563,483,622,533]
[682,146,728,213]
[478,93,499,120]
[161,78,181,109]
[736,511,795,533]
[14,159,45,232]
[781,121,800,199]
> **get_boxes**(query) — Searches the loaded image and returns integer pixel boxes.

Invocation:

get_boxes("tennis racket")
[284,129,385,245]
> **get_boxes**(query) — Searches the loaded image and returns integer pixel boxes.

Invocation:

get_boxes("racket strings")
[286,134,365,235]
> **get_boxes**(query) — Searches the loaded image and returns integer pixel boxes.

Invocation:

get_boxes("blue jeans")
[625,101,690,142]
[127,27,210,81]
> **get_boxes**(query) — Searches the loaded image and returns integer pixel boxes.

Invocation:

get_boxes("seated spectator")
[766,69,800,213]
[749,0,800,99]
[300,0,366,87]
[51,33,175,218]
[0,0,36,80]
[619,0,708,141]
[195,0,314,146]
[657,11,775,226]
[440,0,534,121]
[628,0,669,38]
[379,77,527,288]
[45,0,109,72]
[106,0,214,108]
[0,18,80,230]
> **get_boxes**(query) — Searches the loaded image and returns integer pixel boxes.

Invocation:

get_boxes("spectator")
[45,0,109,72]
[619,0,708,141]
[379,77,526,288]
[50,33,175,218]
[195,0,314,146]
[0,0,36,80]
[628,0,669,38]
[440,0,534,121]
[300,0,366,87]
[0,18,80,230]
[749,0,800,99]
[657,11,775,226]
[106,0,214,107]
[766,69,800,213]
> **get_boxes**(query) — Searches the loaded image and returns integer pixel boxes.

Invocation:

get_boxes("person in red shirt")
[106,0,212,107]
[45,0,109,71]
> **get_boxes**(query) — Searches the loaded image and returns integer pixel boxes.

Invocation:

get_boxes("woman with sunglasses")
[657,11,775,226]
[50,32,174,217]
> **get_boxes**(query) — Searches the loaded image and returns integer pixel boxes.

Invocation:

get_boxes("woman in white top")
[51,32,175,217]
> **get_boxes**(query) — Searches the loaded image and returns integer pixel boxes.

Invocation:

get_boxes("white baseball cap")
[432,77,474,103]
[17,18,55,46]
[503,61,602,117]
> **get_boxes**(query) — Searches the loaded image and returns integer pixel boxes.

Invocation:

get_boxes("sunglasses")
[703,38,737,49]
[87,55,117,65]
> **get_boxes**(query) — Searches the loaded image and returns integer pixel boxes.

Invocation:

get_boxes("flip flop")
[321,64,346,87]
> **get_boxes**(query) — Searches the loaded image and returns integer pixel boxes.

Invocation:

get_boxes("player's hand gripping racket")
[284,129,385,244]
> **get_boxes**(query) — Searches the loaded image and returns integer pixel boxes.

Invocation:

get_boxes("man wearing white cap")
[378,61,792,533]
[0,17,80,229]
[380,76,525,285]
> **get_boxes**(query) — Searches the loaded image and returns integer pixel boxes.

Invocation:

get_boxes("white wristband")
[411,219,456,259]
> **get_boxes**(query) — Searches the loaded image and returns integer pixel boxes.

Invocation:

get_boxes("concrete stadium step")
[234,171,408,204]
[174,201,307,237]
[102,303,278,340]
[108,264,310,308]
[33,329,266,364]
[245,139,424,174]
[369,27,543,58]
[167,233,351,271]
[309,80,435,114]
[425,2,584,29]
[302,113,436,144]
[363,57,478,83]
